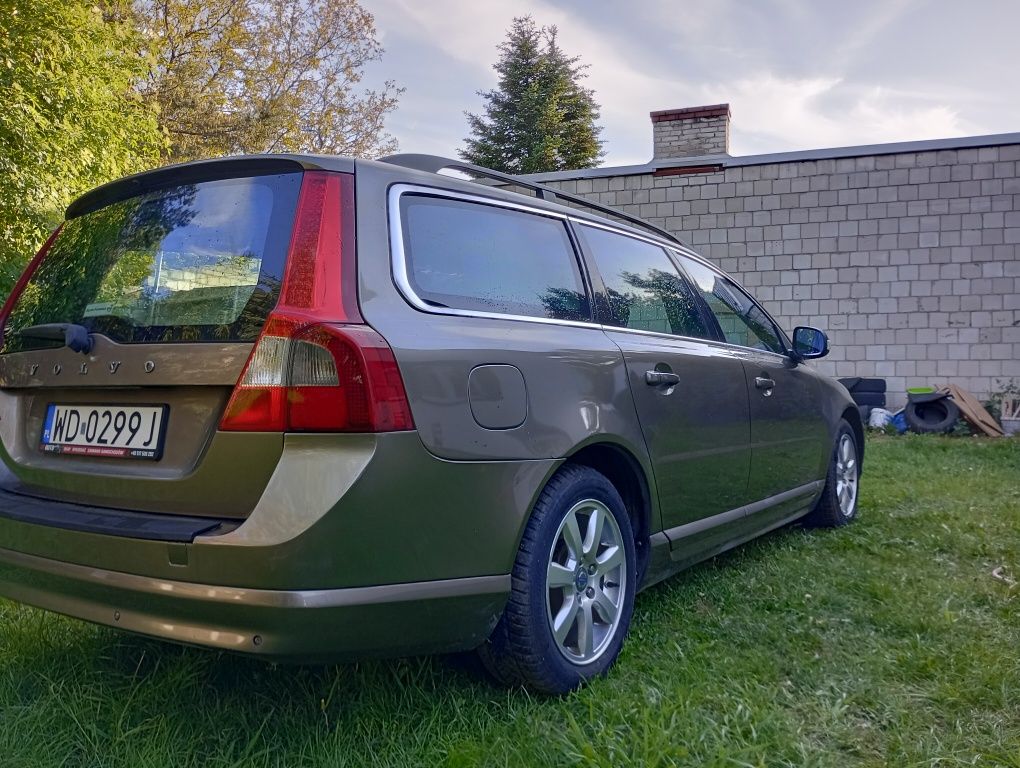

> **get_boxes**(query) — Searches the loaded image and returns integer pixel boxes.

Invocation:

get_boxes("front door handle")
[755,376,776,390]
[645,370,680,386]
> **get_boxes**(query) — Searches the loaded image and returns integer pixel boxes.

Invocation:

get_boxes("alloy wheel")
[835,433,858,517]
[545,499,628,665]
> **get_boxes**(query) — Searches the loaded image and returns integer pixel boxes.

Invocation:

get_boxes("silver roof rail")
[378,154,682,246]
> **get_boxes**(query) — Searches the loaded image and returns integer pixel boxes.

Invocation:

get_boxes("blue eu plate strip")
[42,404,55,444]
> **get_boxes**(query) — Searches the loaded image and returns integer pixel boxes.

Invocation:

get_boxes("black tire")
[904,399,959,433]
[803,420,860,528]
[477,464,637,695]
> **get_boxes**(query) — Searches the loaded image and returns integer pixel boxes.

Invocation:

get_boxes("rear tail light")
[219,171,414,433]
[0,226,63,339]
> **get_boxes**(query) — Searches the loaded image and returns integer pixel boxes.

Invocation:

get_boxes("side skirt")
[640,481,822,590]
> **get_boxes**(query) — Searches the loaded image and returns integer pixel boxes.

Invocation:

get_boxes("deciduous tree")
[0,0,162,295]
[137,0,402,161]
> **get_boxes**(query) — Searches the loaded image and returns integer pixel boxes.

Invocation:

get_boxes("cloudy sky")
[360,0,1020,166]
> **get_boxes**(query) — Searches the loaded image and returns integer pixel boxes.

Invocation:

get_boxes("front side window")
[677,254,786,354]
[576,225,710,338]
[399,195,590,322]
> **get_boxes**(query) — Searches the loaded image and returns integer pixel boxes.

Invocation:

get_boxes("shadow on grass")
[6,515,828,701]
[0,516,871,768]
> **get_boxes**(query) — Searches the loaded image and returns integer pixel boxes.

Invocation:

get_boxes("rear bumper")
[0,431,560,660]
[0,431,558,590]
[0,545,509,660]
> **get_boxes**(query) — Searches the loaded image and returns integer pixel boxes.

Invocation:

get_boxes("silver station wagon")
[0,153,862,694]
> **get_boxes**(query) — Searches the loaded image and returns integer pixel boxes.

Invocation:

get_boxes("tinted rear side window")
[399,195,590,322]
[576,224,710,338]
[1,173,302,353]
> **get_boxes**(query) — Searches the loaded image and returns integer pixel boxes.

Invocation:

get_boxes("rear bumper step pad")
[0,486,226,542]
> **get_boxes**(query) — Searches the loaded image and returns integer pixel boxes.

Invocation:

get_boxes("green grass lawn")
[2,435,1018,767]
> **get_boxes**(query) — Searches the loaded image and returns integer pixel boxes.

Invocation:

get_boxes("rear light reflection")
[0,226,63,339]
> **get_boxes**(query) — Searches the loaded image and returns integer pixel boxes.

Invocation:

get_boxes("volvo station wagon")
[0,154,862,693]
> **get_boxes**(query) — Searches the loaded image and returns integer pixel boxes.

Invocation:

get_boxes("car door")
[675,253,829,503]
[573,223,753,533]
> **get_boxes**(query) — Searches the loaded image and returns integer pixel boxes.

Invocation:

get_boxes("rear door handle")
[755,376,776,390]
[645,370,680,386]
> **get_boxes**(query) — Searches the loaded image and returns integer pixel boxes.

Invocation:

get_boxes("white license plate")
[40,404,168,460]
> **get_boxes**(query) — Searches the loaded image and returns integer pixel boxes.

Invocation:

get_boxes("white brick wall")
[544,144,1020,407]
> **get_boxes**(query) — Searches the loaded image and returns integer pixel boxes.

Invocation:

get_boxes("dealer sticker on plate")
[40,404,168,460]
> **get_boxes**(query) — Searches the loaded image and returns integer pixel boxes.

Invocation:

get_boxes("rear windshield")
[1,172,302,354]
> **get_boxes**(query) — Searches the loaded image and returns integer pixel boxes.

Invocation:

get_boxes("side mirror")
[792,326,829,360]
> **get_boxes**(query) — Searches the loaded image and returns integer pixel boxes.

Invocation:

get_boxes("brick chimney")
[651,104,731,159]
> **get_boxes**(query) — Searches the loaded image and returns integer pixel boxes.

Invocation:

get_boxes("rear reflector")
[219,316,414,432]
[0,226,62,338]
[220,171,414,433]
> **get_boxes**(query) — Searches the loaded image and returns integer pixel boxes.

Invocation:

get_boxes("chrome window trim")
[567,217,686,253]
[667,244,725,274]
[388,183,603,330]
[387,183,793,359]
[601,324,790,360]
[570,220,789,358]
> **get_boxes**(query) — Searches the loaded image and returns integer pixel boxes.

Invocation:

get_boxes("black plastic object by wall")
[839,377,887,409]
[838,377,887,394]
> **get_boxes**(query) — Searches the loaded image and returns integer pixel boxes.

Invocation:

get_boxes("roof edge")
[517,131,1020,183]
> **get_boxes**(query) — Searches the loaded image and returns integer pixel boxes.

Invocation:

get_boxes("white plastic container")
[868,408,893,428]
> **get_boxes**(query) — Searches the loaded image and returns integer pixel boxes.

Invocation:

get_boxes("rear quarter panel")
[353,161,652,467]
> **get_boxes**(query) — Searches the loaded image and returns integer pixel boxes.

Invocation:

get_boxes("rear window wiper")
[18,323,93,354]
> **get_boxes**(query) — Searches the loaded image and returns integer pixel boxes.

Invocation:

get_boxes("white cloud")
[716,76,974,155]
[824,0,921,65]
[369,0,544,70]
[364,0,1015,164]
[367,0,682,160]
[547,69,976,163]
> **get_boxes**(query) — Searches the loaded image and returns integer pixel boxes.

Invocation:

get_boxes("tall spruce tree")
[461,17,604,173]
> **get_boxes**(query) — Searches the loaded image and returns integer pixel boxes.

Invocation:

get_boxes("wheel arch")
[561,441,655,586]
[840,405,865,474]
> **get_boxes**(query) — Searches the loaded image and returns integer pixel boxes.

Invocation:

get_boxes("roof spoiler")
[65,156,315,219]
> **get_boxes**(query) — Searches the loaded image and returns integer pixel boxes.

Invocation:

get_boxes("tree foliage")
[0,0,163,295]
[0,0,401,297]
[137,0,403,161]
[461,17,604,174]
